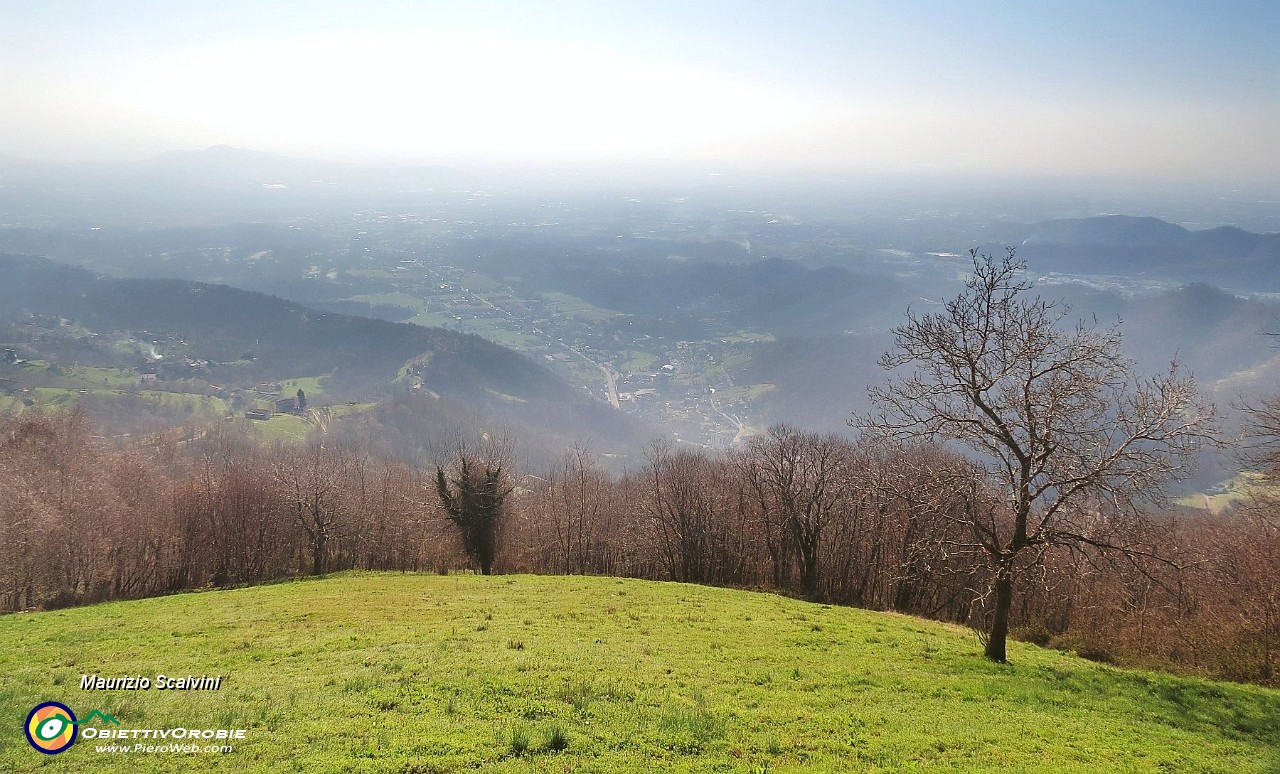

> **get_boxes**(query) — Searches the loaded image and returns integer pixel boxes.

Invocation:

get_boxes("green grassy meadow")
[2,574,1278,773]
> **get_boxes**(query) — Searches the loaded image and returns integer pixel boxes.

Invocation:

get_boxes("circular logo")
[25,702,77,754]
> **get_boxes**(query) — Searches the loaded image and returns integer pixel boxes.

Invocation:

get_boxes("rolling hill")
[0,573,1277,772]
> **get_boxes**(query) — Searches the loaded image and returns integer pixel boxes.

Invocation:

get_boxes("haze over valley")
[2,148,1277,482]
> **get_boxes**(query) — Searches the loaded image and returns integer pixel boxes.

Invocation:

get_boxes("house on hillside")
[244,408,271,421]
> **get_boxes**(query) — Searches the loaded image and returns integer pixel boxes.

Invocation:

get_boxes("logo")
[25,701,77,754]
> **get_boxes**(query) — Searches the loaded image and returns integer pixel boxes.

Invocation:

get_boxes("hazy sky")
[3,0,1277,183]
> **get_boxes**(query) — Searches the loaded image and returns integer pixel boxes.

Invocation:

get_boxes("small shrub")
[544,723,570,753]
[1075,645,1116,664]
[507,639,525,650]
[558,681,593,713]
[659,701,726,754]
[1051,634,1116,664]
[508,726,531,757]
[1013,624,1053,647]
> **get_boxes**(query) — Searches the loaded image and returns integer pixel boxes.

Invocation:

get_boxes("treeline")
[0,410,460,609]
[1,410,1278,686]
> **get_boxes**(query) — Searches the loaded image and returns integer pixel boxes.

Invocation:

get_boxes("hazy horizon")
[3,1,1278,187]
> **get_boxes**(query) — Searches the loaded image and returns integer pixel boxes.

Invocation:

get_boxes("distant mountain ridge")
[0,147,467,224]
[1004,215,1280,291]
[142,145,463,190]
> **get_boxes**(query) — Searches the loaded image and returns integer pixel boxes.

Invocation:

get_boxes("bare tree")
[740,425,855,600]
[541,444,604,574]
[274,442,343,576]
[1240,392,1280,484]
[855,249,1216,662]
[641,439,751,585]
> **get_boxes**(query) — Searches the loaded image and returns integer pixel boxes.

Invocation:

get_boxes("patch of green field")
[345,269,397,279]
[280,377,326,398]
[250,413,313,443]
[721,330,776,344]
[464,319,537,350]
[622,351,659,372]
[716,384,777,403]
[485,388,528,403]
[30,387,79,406]
[409,310,454,328]
[327,402,376,418]
[347,292,426,312]
[1,574,1277,773]
[138,391,229,415]
[7,359,50,374]
[1175,472,1272,514]
[62,365,141,388]
[538,292,621,322]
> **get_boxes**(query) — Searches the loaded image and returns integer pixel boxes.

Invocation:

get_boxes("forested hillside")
[0,255,645,461]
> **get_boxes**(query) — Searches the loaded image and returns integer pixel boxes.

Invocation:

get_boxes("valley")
[4,176,1277,466]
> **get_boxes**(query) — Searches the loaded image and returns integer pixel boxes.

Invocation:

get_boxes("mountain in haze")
[0,147,467,225]
[734,281,1280,456]
[1003,215,1280,291]
[1119,283,1280,393]
[564,257,916,336]
[143,145,464,191]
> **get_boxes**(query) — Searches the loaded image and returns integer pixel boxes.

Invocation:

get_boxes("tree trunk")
[985,564,1014,662]
[311,524,327,576]
[799,547,820,599]
[477,526,493,576]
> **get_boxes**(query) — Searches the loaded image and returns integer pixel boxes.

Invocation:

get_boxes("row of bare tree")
[512,431,985,619]
[2,406,1278,685]
[0,411,463,610]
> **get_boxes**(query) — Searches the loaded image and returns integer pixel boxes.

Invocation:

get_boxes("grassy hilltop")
[1,574,1278,773]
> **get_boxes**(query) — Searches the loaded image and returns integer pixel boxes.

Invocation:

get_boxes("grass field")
[61,365,142,388]
[1,574,1278,773]
[462,319,538,351]
[279,377,327,398]
[249,413,314,443]
[1175,472,1270,515]
[409,310,455,328]
[537,292,621,322]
